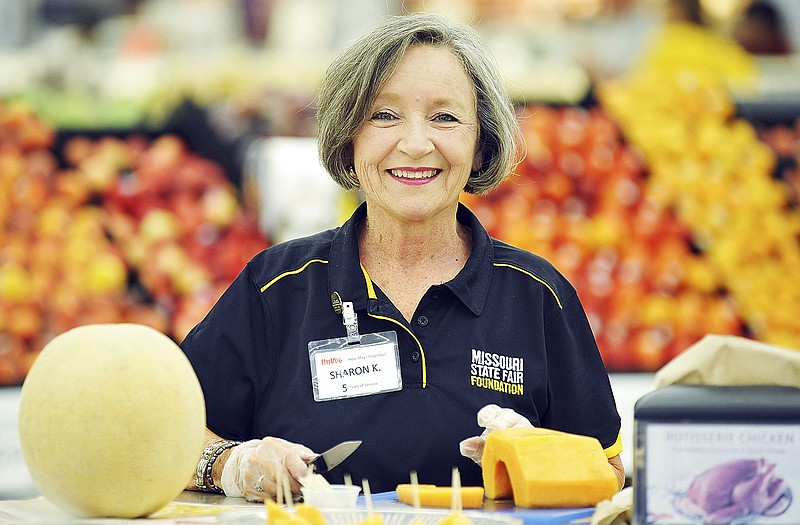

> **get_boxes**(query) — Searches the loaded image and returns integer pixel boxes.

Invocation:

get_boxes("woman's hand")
[221,437,316,501]
[459,404,533,465]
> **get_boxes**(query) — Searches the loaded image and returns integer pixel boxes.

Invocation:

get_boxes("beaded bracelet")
[195,439,242,493]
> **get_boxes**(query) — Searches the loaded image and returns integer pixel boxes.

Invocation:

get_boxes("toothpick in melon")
[295,504,327,525]
[438,468,473,525]
[356,479,382,525]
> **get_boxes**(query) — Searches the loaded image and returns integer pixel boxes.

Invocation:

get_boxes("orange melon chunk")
[354,514,383,525]
[295,504,327,525]
[266,500,294,525]
[439,513,474,525]
[482,427,618,508]
[266,501,328,525]
[395,484,484,509]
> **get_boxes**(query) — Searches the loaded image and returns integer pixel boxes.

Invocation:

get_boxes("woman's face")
[352,44,481,225]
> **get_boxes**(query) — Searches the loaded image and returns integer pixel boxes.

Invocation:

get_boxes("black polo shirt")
[181,202,622,493]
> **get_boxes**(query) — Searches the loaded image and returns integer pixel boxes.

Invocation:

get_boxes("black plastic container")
[633,384,800,524]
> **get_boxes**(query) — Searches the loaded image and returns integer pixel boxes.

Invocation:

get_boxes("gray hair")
[316,12,522,194]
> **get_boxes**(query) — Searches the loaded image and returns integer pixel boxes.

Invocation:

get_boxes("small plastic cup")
[301,484,361,509]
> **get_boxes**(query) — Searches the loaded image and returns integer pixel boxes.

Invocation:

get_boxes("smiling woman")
[179,12,625,501]
[316,13,521,195]
[352,46,479,219]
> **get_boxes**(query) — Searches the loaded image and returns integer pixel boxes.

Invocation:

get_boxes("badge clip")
[341,301,360,343]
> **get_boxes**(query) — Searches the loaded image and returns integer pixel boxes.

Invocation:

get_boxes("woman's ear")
[472,149,483,173]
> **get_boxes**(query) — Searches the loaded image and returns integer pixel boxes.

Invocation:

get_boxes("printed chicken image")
[673,459,793,524]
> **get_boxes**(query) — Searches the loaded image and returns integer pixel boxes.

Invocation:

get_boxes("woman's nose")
[397,122,434,158]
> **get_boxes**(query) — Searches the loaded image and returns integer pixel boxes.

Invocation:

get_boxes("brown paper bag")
[655,334,800,389]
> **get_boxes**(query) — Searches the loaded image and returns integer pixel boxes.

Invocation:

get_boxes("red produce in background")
[0,100,270,385]
[463,105,748,371]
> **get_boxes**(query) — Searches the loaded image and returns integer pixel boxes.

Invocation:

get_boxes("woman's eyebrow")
[373,91,473,110]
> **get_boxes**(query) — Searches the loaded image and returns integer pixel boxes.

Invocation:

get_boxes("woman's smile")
[388,168,441,184]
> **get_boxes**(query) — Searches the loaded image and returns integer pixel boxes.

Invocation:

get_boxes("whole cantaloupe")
[18,323,206,518]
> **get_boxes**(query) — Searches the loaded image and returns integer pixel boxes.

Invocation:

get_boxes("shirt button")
[411,351,421,362]
[431,292,440,300]
[416,315,429,327]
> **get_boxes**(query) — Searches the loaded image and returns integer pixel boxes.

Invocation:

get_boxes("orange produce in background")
[600,70,800,354]
[3,81,799,381]
[463,105,748,371]
[0,100,270,385]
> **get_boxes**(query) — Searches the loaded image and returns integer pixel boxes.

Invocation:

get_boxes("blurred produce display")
[2,1,800,380]
[600,70,800,356]
[759,120,800,203]
[2,89,800,381]
[465,88,799,372]
[463,104,747,371]
[632,20,760,95]
[0,99,270,385]
[464,18,800,371]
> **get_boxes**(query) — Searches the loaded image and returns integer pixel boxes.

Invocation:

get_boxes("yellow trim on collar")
[492,262,562,309]
[368,313,427,388]
[260,259,328,293]
[360,264,377,299]
[360,265,426,387]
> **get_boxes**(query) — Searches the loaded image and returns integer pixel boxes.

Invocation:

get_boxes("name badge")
[309,331,402,402]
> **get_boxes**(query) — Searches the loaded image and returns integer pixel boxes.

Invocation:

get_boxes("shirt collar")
[327,201,493,316]
[450,203,492,316]
[327,202,370,311]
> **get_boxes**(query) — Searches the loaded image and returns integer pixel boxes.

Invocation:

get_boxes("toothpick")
[276,469,284,507]
[451,467,462,514]
[363,478,373,515]
[410,470,421,509]
[283,471,294,509]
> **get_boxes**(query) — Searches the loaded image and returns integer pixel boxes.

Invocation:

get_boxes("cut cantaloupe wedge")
[354,514,383,525]
[266,501,287,521]
[266,500,294,524]
[266,501,328,525]
[396,484,435,506]
[395,484,485,509]
[439,512,474,525]
[482,427,618,508]
[295,504,327,525]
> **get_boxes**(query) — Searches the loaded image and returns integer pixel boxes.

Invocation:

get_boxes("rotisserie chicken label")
[640,423,798,524]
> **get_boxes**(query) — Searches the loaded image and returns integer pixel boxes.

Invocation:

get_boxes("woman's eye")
[371,111,396,121]
[433,113,458,123]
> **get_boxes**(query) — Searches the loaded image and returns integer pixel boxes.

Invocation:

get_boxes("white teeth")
[390,169,438,179]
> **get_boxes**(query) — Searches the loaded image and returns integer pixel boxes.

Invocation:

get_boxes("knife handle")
[306,454,324,472]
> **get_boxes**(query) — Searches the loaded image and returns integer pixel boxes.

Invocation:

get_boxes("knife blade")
[306,440,362,473]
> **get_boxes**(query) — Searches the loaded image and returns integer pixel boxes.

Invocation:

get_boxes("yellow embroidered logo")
[469,349,524,395]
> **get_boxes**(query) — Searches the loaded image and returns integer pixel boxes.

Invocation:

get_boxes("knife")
[306,440,362,473]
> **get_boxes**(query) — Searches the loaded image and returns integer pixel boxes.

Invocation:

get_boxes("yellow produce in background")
[633,21,759,96]
[599,43,800,350]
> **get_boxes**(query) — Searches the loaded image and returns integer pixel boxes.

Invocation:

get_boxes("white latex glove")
[221,437,316,502]
[591,486,633,525]
[459,404,533,465]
